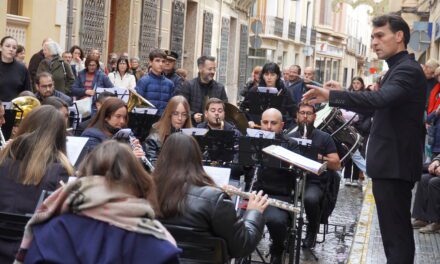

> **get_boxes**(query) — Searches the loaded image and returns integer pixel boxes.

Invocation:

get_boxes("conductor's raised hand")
[302,80,342,105]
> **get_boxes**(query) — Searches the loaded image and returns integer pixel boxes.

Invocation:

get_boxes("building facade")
[1,0,255,103]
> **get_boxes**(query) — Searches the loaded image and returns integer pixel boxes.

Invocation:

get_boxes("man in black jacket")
[28,38,52,88]
[175,56,228,124]
[303,14,426,264]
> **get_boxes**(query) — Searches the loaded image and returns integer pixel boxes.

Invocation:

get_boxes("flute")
[223,186,300,214]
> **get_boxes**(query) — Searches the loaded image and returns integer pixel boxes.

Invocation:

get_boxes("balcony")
[288,21,296,40]
[265,16,283,37]
[6,14,30,45]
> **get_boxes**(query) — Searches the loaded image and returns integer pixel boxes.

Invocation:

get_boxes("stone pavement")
[249,178,364,263]
[348,181,440,264]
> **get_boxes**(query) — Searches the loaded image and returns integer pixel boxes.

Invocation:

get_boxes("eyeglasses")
[172,111,188,118]
[298,111,314,116]
[39,83,54,89]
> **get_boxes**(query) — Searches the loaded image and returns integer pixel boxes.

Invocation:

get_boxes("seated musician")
[411,156,440,233]
[239,62,296,129]
[254,108,298,264]
[80,97,145,157]
[196,97,241,137]
[154,133,268,258]
[144,95,192,165]
[0,105,74,263]
[287,103,341,248]
[42,96,70,127]
[18,141,180,264]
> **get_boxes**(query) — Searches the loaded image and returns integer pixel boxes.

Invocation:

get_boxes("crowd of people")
[0,12,438,264]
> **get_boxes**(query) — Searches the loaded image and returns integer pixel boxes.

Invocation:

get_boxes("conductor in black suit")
[303,14,426,264]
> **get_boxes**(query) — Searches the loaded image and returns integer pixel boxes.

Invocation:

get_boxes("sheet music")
[74,97,92,118]
[262,145,327,175]
[66,136,89,166]
[1,102,12,109]
[257,86,278,94]
[96,87,130,103]
[181,128,209,136]
[132,107,158,115]
[203,166,231,187]
[246,128,275,139]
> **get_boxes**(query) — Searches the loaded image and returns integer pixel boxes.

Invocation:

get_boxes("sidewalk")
[348,181,440,264]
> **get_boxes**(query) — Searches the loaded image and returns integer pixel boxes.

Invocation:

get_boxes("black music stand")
[2,109,16,140]
[128,110,160,142]
[246,91,284,117]
[196,129,236,164]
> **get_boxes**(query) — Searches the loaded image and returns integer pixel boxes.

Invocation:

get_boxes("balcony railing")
[265,16,283,37]
[6,14,30,45]
[288,22,296,40]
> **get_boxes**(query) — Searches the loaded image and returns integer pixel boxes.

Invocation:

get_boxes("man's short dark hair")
[297,102,316,113]
[35,72,53,85]
[149,49,167,61]
[372,13,410,48]
[197,56,216,67]
[205,97,224,111]
[97,91,117,104]
[42,96,69,110]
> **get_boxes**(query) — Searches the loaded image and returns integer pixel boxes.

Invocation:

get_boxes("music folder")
[66,136,89,167]
[181,128,209,136]
[96,87,130,103]
[262,145,327,175]
[246,128,275,139]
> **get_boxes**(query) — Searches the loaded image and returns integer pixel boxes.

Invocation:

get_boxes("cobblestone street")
[250,178,364,263]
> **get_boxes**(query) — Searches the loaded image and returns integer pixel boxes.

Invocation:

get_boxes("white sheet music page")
[203,166,231,187]
[262,145,327,175]
[66,136,89,166]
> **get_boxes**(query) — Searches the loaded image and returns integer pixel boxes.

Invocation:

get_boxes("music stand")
[1,102,16,140]
[196,129,236,164]
[246,89,284,116]
[95,87,130,103]
[128,108,160,142]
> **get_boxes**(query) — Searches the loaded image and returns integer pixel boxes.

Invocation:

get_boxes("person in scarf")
[427,67,440,158]
[14,140,180,264]
[0,105,74,263]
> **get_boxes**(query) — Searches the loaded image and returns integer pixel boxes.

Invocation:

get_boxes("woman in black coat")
[153,133,268,258]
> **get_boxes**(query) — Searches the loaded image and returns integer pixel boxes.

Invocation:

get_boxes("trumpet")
[0,127,6,149]
[223,186,300,214]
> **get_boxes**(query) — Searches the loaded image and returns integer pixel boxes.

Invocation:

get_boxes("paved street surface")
[250,178,364,263]
[249,179,440,263]
[349,181,440,264]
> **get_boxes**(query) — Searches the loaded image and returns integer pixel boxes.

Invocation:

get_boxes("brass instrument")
[224,102,248,135]
[216,117,224,130]
[11,96,41,124]
[223,186,300,214]
[126,87,156,112]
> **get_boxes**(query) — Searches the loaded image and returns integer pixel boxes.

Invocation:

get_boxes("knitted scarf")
[14,176,175,263]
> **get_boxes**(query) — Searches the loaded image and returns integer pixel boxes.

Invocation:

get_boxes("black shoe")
[302,231,317,249]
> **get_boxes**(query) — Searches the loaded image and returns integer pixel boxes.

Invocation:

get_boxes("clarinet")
[127,134,155,172]
[223,186,300,214]
[113,128,155,172]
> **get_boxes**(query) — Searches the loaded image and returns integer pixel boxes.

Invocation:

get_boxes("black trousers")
[412,173,440,222]
[343,158,360,181]
[304,182,324,233]
[264,204,290,254]
[372,179,415,264]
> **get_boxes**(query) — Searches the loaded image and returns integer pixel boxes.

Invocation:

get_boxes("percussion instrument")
[224,102,248,135]
[314,104,362,162]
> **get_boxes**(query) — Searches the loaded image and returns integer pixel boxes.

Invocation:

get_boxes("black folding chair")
[164,224,229,264]
[0,212,30,241]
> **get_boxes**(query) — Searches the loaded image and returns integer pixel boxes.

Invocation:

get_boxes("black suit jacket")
[329,51,426,182]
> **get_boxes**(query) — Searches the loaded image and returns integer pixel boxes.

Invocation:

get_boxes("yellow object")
[12,96,41,122]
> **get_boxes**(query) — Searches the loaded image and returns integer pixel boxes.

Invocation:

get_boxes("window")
[7,0,22,15]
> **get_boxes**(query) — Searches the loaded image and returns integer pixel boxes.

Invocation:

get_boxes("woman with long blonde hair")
[144,95,192,164]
